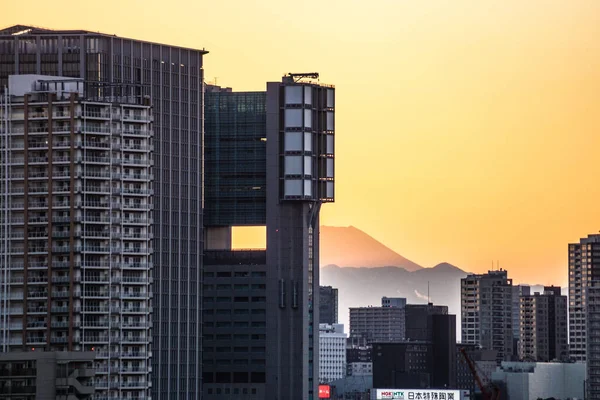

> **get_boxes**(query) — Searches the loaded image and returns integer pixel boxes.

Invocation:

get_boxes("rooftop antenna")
[428,281,430,304]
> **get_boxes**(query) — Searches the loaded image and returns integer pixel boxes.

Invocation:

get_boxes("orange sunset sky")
[3,0,600,286]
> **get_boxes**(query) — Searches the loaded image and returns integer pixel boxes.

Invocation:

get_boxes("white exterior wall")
[491,362,586,400]
[319,324,347,383]
[0,76,153,399]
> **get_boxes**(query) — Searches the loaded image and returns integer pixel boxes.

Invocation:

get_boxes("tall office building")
[349,297,406,344]
[319,286,338,324]
[586,282,600,399]
[0,75,152,398]
[319,324,347,384]
[519,286,568,362]
[203,74,335,400]
[569,234,600,362]
[0,25,207,399]
[461,270,514,362]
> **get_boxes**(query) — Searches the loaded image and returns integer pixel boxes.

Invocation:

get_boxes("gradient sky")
[3,0,600,286]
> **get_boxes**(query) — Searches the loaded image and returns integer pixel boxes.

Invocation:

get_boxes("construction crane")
[459,348,501,400]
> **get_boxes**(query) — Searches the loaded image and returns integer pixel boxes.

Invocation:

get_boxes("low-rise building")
[491,361,585,400]
[0,351,95,399]
[320,324,348,383]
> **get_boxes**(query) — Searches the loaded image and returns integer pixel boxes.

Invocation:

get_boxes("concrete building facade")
[461,270,514,362]
[382,297,406,308]
[0,75,152,398]
[350,298,406,344]
[519,286,568,362]
[491,361,585,400]
[348,362,373,376]
[0,24,207,399]
[319,323,347,383]
[569,234,600,362]
[0,351,96,400]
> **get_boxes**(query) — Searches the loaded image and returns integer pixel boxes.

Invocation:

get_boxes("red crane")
[459,348,501,400]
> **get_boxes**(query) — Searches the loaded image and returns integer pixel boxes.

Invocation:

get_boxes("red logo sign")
[319,385,331,398]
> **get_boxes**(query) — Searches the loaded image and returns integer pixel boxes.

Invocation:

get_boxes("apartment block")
[0,75,152,398]
[461,270,514,362]
[349,297,406,344]
[569,234,600,362]
[519,286,568,362]
[587,282,600,399]
[0,25,206,399]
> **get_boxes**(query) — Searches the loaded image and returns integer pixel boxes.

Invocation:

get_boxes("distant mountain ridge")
[320,226,423,271]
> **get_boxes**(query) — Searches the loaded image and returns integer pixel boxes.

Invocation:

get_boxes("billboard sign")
[319,385,331,399]
[372,389,461,400]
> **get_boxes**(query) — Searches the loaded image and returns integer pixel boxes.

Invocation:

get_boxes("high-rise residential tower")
[319,286,338,324]
[203,74,335,400]
[0,25,207,399]
[569,234,600,362]
[0,75,152,398]
[461,270,514,362]
[519,286,568,362]
[586,282,600,399]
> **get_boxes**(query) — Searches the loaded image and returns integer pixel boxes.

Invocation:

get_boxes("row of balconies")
[8,275,152,285]
[80,336,151,345]
[7,171,153,181]
[10,200,153,211]
[7,232,152,241]
[9,124,152,135]
[8,214,152,225]
[6,305,151,315]
[94,380,149,390]
[7,246,151,255]
[7,261,152,270]
[10,108,148,120]
[8,185,152,196]
[7,143,151,161]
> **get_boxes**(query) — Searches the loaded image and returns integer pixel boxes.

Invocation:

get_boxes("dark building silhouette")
[203,76,336,400]
[372,314,456,389]
[372,342,433,389]
[320,286,338,324]
[405,303,448,341]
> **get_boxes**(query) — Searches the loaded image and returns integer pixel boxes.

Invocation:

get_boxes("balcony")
[83,111,111,120]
